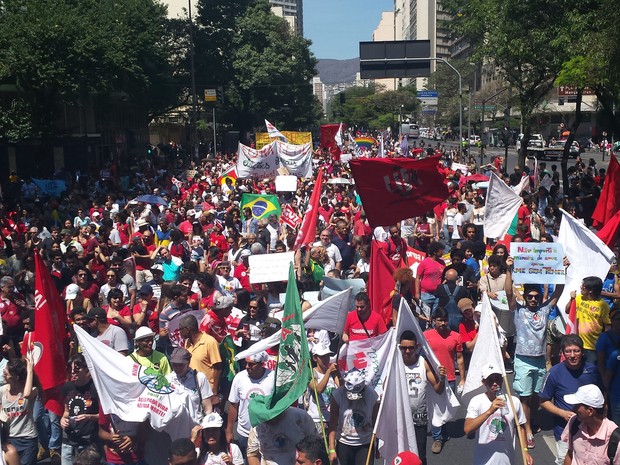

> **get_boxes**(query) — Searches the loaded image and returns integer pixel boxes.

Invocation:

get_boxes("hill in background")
[316,58,359,84]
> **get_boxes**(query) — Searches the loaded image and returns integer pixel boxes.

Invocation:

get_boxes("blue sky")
[304,0,393,59]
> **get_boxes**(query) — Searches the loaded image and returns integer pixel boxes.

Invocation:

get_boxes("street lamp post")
[187,0,199,159]
[393,3,400,91]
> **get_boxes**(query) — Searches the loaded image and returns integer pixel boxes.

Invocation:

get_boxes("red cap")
[393,451,422,465]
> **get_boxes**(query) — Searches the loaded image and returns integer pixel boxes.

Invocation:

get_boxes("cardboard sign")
[509,242,565,284]
[248,252,295,284]
[275,175,297,192]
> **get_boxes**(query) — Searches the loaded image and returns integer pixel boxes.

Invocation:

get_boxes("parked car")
[516,133,544,150]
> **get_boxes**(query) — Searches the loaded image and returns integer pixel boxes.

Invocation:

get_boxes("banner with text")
[248,252,295,284]
[509,242,565,284]
[236,142,279,178]
[275,141,313,178]
[255,131,312,149]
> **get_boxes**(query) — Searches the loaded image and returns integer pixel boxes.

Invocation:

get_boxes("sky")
[304,0,393,60]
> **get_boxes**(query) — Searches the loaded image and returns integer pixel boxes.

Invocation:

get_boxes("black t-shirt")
[62,379,100,446]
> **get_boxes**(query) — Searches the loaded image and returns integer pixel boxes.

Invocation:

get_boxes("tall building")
[371,11,398,91]
[269,0,303,35]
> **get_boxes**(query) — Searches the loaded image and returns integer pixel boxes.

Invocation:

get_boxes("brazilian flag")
[240,194,281,219]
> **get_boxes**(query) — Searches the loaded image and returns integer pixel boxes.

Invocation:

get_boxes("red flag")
[280,204,301,229]
[592,154,620,229]
[349,155,449,227]
[320,124,340,151]
[293,167,323,250]
[368,240,396,325]
[218,166,238,186]
[565,298,577,335]
[596,209,620,247]
[33,253,68,416]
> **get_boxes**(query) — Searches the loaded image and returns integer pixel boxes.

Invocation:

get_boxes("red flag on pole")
[33,253,68,416]
[592,153,620,229]
[565,298,577,335]
[596,209,620,247]
[368,240,396,325]
[293,167,323,250]
[349,155,449,227]
[280,204,301,230]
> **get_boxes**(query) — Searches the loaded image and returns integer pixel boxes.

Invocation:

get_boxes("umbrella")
[327,178,353,185]
[133,194,169,206]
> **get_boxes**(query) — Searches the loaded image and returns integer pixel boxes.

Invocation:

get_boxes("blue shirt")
[539,361,602,439]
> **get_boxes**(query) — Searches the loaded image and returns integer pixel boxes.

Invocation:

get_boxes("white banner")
[275,141,313,178]
[275,175,298,192]
[236,142,279,179]
[509,242,565,284]
[451,162,470,176]
[248,252,295,284]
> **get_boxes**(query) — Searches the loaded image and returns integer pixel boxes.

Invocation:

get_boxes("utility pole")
[188,0,199,159]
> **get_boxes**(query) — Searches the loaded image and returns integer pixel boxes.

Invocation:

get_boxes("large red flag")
[592,154,620,229]
[320,124,340,150]
[368,240,396,325]
[293,167,323,250]
[596,209,620,247]
[349,156,449,227]
[33,253,68,416]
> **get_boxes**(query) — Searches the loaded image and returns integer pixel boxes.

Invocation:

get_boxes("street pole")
[480,101,485,165]
[393,2,400,91]
[212,107,217,156]
[188,0,199,159]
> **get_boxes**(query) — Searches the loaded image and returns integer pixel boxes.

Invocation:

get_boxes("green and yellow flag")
[248,263,311,426]
[240,194,281,219]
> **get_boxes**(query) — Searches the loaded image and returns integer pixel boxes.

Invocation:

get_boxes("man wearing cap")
[226,352,275,452]
[304,344,340,435]
[199,295,233,343]
[166,348,213,424]
[128,327,171,376]
[562,384,620,464]
[60,229,83,255]
[88,307,129,355]
[540,334,602,465]
[464,364,532,465]
[215,261,242,298]
[145,263,165,301]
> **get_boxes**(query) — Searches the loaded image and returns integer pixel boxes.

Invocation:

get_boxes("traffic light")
[217,86,224,106]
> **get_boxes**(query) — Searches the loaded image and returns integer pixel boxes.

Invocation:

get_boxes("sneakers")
[431,440,443,454]
[50,450,61,465]
[37,448,49,462]
[526,433,535,449]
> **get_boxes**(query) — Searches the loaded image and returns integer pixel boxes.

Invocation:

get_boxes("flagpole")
[307,357,330,456]
[364,433,376,465]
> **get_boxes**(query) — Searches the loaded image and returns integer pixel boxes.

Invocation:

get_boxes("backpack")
[443,284,462,330]
[570,417,620,462]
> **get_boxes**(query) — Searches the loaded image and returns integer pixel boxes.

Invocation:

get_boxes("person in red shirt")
[232,251,252,292]
[457,298,478,368]
[414,242,446,315]
[424,307,466,453]
[517,193,532,228]
[189,272,222,311]
[352,212,371,241]
[342,292,387,342]
[199,295,233,343]
[318,197,334,225]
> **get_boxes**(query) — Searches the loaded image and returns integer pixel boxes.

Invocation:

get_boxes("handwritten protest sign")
[248,252,294,284]
[509,242,565,284]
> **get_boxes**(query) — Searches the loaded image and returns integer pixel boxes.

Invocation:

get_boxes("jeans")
[555,438,569,465]
[10,436,38,465]
[431,381,455,441]
[34,397,62,450]
[415,424,428,465]
[420,292,439,317]
[61,443,91,465]
[582,349,597,365]
[336,442,371,465]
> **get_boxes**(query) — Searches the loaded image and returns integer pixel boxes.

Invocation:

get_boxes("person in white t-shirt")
[464,364,532,465]
[88,307,129,355]
[225,352,274,452]
[303,344,341,434]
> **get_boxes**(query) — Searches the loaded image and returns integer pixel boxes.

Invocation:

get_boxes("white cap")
[134,326,156,341]
[481,364,503,380]
[245,351,268,364]
[312,344,334,356]
[65,284,80,300]
[200,412,223,429]
[563,384,605,408]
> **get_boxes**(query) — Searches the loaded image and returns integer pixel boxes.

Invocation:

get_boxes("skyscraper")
[269,0,303,35]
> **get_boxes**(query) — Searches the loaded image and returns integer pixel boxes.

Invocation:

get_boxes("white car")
[516,133,544,150]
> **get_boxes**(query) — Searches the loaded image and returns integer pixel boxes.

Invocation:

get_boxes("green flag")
[219,335,239,382]
[248,263,311,426]
[240,194,282,219]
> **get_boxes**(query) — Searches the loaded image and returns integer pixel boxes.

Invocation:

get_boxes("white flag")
[398,300,460,427]
[74,325,193,440]
[462,294,506,396]
[512,173,530,195]
[484,172,523,239]
[234,289,352,360]
[555,209,615,324]
[335,123,344,148]
[265,119,288,142]
[374,334,418,461]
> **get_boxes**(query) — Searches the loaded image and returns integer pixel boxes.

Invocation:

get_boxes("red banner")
[280,204,301,229]
[592,154,620,229]
[293,168,323,250]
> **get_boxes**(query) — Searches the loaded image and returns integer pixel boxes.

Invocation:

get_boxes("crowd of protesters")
[0,135,617,465]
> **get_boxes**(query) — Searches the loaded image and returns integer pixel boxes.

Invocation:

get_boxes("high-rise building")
[269,0,303,35]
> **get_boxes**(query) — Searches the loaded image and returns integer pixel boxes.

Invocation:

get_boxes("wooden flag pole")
[502,373,529,465]
[307,357,330,456]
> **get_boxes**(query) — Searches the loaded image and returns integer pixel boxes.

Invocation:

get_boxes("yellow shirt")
[185,332,222,391]
[575,295,610,350]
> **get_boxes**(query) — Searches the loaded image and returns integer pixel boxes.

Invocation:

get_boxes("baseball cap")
[563,384,605,408]
[344,369,366,400]
[65,284,80,300]
[170,347,192,364]
[393,451,422,465]
[213,295,234,310]
[312,344,334,357]
[139,284,153,295]
[150,264,164,272]
[200,412,223,429]
[457,298,474,312]
[481,364,503,380]
[134,326,156,341]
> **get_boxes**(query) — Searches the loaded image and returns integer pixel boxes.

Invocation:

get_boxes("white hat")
[563,384,605,408]
[200,412,223,429]
[91,211,101,218]
[150,263,164,272]
[134,326,156,341]
[245,351,268,364]
[65,284,80,300]
[312,344,334,356]
[213,296,234,310]
[136,218,148,228]
[481,364,503,380]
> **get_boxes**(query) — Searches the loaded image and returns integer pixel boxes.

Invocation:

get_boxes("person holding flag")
[464,364,532,465]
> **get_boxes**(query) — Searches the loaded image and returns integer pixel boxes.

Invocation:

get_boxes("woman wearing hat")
[327,369,378,465]
[304,344,341,435]
[191,412,243,465]
[64,283,93,315]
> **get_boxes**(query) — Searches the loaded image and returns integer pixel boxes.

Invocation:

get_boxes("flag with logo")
[32,178,67,198]
[218,166,238,186]
[33,253,68,416]
[74,325,193,440]
[240,194,281,219]
[249,264,312,426]
[280,204,301,229]
[349,155,448,227]
[265,119,288,142]
[293,167,323,250]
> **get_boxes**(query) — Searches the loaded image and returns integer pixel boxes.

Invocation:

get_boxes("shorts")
[513,354,546,396]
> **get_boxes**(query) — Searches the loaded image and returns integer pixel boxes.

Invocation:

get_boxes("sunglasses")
[398,345,416,352]
[526,294,540,300]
